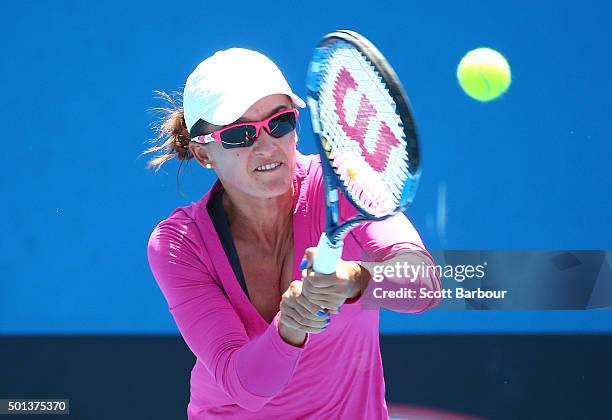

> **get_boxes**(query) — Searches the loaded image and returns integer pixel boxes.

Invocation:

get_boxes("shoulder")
[147,183,220,252]
[146,204,225,307]
[147,202,211,271]
[149,204,200,242]
[146,204,225,309]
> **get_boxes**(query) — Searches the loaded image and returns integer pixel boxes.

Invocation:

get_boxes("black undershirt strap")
[206,190,250,300]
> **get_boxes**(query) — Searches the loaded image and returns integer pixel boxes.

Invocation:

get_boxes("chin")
[258,181,293,199]
[252,162,294,199]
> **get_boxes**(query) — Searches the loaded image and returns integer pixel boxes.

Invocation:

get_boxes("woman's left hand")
[300,247,365,314]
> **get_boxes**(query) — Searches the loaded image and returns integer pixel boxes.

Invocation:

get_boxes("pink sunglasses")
[191,109,299,149]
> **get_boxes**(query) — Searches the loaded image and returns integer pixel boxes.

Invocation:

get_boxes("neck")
[222,185,294,249]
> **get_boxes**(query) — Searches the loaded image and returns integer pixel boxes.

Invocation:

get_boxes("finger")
[301,277,332,299]
[292,298,326,321]
[283,310,329,333]
[304,296,342,311]
[280,296,327,325]
[301,274,342,296]
[297,295,339,319]
[296,295,326,317]
[304,247,318,266]
[303,272,354,299]
[300,282,321,303]
[280,314,322,334]
[305,272,341,288]
[304,294,346,309]
[299,281,336,309]
[300,248,317,271]
[286,305,329,328]
[301,283,347,301]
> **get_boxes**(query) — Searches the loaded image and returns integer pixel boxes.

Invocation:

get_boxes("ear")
[189,142,214,168]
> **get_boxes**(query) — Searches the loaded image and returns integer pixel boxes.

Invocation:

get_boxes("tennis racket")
[306,30,422,274]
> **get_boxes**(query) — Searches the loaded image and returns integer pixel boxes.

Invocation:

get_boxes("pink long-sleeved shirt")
[147,152,439,419]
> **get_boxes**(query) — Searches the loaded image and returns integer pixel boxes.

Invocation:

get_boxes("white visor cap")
[183,48,306,134]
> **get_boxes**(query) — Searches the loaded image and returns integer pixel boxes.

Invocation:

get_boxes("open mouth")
[254,162,282,172]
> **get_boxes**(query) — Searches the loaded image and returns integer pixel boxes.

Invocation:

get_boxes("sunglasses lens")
[268,112,296,138]
[220,125,257,149]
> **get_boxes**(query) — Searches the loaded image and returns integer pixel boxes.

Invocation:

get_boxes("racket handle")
[312,233,344,274]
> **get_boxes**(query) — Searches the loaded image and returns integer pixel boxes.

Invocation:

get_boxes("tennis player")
[145,48,440,419]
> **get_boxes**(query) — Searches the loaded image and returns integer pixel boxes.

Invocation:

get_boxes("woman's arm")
[147,219,306,412]
[301,211,441,314]
[344,212,442,313]
[306,159,441,313]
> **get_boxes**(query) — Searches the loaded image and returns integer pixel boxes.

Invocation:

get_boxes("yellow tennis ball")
[457,47,511,102]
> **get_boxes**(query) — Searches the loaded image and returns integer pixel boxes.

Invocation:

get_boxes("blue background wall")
[1,0,610,334]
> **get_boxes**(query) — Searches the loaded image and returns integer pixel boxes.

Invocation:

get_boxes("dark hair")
[142,91,193,172]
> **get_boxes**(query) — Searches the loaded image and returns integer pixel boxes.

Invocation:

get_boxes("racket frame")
[306,30,422,273]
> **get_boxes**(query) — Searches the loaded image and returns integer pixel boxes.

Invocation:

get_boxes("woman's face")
[193,94,297,199]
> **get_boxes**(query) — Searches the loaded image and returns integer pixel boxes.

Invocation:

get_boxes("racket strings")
[317,43,412,216]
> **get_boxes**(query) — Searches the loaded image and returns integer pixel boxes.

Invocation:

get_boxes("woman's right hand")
[278,280,330,346]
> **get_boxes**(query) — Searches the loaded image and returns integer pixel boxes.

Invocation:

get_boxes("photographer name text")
[372,287,508,300]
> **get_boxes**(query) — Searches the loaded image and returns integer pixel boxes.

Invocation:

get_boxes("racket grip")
[312,233,344,274]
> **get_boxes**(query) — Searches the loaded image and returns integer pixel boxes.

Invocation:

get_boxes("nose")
[252,128,276,153]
